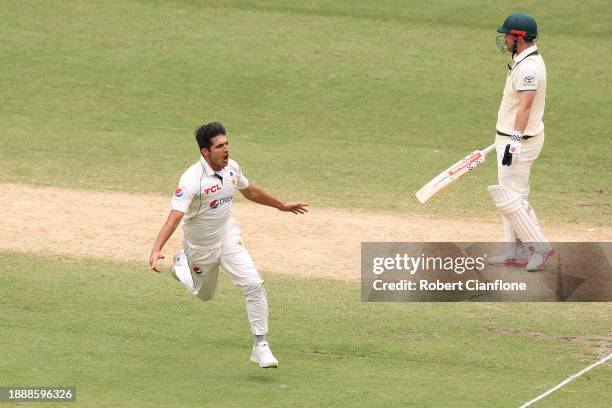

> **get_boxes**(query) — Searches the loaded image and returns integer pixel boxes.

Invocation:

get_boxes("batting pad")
[488,185,551,253]
[502,217,518,257]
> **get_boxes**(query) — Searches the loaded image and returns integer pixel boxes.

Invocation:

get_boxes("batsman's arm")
[149,210,184,272]
[514,90,536,133]
[502,90,536,166]
[239,183,308,214]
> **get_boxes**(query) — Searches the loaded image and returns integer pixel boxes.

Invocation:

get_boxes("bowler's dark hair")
[195,122,226,150]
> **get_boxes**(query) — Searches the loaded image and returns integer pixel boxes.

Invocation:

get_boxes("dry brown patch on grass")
[489,327,612,362]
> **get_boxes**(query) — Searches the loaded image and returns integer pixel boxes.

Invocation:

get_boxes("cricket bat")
[415,144,496,204]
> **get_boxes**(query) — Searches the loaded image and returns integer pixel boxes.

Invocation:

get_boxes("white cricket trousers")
[495,132,544,198]
[495,132,547,248]
[183,223,269,336]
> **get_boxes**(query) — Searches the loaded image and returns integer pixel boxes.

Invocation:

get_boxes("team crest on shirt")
[192,266,202,274]
[174,188,184,198]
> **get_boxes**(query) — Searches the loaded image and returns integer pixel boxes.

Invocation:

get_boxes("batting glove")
[502,132,522,166]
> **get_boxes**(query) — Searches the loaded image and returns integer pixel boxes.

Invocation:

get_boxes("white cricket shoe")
[489,255,528,268]
[171,251,198,293]
[489,240,529,268]
[526,249,556,272]
[251,341,278,368]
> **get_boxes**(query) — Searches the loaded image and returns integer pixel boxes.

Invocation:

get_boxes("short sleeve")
[514,62,539,91]
[171,174,199,213]
[228,159,249,189]
[236,164,250,189]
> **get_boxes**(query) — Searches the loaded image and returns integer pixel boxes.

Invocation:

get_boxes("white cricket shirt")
[496,45,547,136]
[171,157,249,248]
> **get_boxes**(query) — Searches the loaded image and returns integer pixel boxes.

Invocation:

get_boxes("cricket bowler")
[488,13,555,271]
[149,122,308,368]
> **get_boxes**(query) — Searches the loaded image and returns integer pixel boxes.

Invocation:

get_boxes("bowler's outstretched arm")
[239,183,308,214]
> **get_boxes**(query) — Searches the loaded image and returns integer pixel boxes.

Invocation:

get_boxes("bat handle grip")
[482,143,496,156]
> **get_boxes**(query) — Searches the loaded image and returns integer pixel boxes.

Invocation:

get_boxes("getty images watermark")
[361,242,612,302]
[371,252,525,291]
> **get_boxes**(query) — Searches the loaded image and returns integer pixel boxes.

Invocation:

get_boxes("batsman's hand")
[278,202,309,214]
[149,249,165,273]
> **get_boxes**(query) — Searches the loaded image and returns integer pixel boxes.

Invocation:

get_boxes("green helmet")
[497,13,538,41]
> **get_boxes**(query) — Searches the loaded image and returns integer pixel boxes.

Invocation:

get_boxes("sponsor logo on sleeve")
[522,75,536,87]
[174,188,184,198]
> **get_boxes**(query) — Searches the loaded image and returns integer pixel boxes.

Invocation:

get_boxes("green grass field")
[1,1,611,407]
[1,251,610,407]
[1,0,610,224]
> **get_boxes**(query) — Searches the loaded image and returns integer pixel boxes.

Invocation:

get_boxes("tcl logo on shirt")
[202,183,222,195]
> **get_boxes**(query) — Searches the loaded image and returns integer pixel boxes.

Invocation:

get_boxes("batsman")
[488,13,555,271]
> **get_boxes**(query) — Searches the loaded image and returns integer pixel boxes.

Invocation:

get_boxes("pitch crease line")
[518,353,612,408]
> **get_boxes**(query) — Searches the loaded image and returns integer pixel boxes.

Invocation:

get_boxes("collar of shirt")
[200,156,219,177]
[513,44,538,64]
